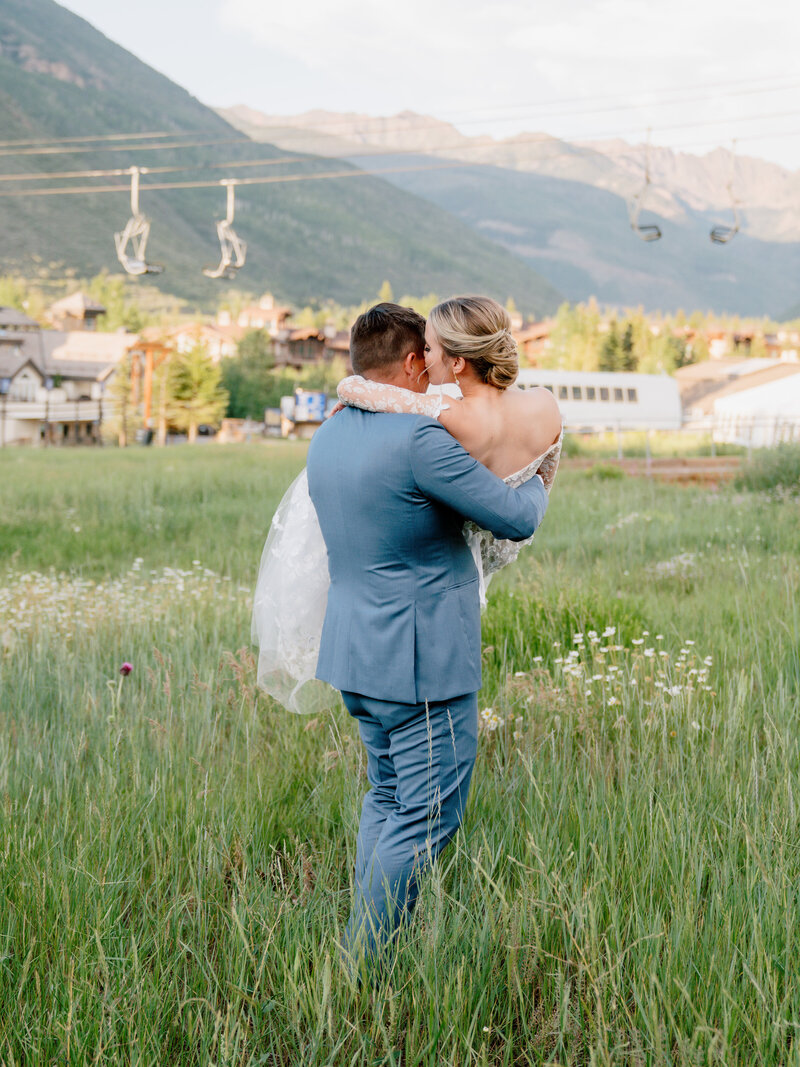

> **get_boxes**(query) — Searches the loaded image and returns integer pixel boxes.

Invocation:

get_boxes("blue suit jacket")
[306,408,549,704]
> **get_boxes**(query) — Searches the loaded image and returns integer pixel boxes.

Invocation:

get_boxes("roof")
[47,292,107,317]
[239,303,292,320]
[683,362,800,415]
[166,322,244,341]
[40,331,136,366]
[324,332,351,352]
[0,349,35,379]
[0,306,40,329]
[714,371,800,415]
[513,319,555,343]
[675,357,782,384]
[287,327,324,341]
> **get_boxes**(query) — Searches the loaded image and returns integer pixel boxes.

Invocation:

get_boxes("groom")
[306,302,548,975]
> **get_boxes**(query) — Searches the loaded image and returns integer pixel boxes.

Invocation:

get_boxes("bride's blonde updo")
[428,295,519,390]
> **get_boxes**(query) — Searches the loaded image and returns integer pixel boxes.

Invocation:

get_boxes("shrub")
[735,443,800,495]
[585,462,625,480]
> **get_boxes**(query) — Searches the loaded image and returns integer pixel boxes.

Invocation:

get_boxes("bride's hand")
[329,401,345,416]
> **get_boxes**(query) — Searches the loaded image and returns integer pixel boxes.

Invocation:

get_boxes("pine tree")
[619,323,638,371]
[105,352,142,446]
[165,344,229,443]
[599,323,620,372]
[378,280,394,303]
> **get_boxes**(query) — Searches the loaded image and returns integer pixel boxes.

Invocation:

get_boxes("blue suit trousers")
[339,689,478,972]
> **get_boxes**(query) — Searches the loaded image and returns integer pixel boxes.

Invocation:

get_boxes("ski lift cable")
[0,136,252,159]
[0,129,224,150]
[2,105,799,188]
[0,155,311,183]
[0,158,544,198]
[0,71,792,154]
[0,89,797,161]
[0,118,798,201]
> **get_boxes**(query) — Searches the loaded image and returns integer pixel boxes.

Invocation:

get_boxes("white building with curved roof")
[515,369,682,431]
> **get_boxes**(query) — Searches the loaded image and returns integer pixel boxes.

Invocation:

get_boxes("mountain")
[219,106,800,317]
[0,1,562,314]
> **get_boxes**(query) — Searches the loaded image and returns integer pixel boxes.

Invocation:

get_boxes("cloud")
[217,0,800,166]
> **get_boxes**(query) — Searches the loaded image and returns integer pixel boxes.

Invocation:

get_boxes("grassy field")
[1,442,799,1066]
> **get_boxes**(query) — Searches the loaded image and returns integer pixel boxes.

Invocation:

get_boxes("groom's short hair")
[350,303,426,374]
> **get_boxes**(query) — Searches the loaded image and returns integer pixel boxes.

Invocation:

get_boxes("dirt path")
[562,455,742,484]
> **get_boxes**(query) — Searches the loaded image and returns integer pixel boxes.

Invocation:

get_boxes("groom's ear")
[402,351,419,377]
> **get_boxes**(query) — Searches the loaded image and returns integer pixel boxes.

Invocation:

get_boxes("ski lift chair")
[203,180,247,279]
[627,129,662,242]
[710,142,741,244]
[114,167,164,276]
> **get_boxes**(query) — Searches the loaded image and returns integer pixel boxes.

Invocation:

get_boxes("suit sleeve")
[409,418,548,541]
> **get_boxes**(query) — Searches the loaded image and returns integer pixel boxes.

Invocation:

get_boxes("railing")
[0,399,105,421]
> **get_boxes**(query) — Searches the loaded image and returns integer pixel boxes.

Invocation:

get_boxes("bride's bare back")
[438,384,562,479]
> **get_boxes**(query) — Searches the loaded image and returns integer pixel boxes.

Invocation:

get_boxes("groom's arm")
[409,419,548,541]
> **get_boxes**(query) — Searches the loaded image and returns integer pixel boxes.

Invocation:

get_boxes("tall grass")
[1,443,798,1064]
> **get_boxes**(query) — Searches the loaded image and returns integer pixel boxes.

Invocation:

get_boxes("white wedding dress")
[251,377,563,714]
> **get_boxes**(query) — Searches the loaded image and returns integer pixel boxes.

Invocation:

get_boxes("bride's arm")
[337,375,442,418]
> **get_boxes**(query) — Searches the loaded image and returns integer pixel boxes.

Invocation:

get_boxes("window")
[10,375,37,402]
[614,388,624,402]
[599,387,609,401]
[627,388,638,402]
[544,384,554,393]
[572,386,582,400]
[558,385,568,400]
[586,386,596,401]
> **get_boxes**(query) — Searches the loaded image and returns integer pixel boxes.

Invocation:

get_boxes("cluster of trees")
[544,302,698,374]
[219,329,348,419]
[542,301,784,374]
[218,281,430,421]
[109,343,228,446]
[0,271,183,332]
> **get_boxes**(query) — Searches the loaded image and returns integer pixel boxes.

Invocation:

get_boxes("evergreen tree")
[165,344,228,443]
[619,323,638,371]
[599,323,620,372]
[105,352,142,446]
[220,331,282,418]
[378,280,394,303]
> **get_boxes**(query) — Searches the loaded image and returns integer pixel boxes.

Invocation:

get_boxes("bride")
[252,295,563,714]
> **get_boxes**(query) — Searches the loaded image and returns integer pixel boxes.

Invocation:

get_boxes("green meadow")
[1,442,799,1066]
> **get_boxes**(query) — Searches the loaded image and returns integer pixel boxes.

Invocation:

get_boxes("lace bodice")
[338,375,563,605]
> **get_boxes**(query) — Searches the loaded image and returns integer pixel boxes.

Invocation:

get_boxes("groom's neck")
[362,366,426,394]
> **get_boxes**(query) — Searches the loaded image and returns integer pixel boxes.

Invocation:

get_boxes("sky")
[61,0,800,170]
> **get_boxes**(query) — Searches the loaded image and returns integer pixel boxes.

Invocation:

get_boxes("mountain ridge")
[0,1,562,314]
[218,104,800,316]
